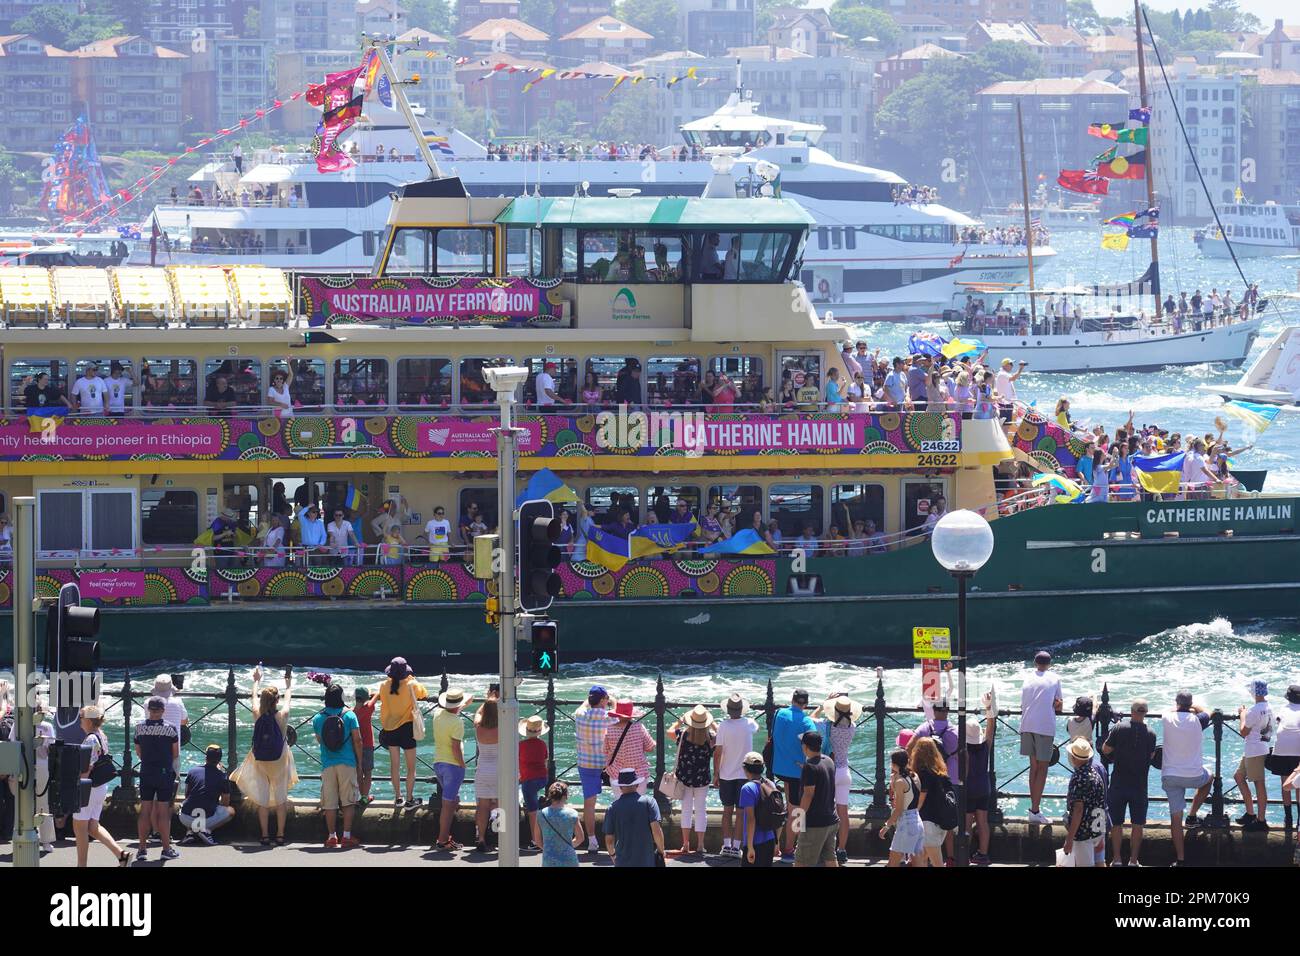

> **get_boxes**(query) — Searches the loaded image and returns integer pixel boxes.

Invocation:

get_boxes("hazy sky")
[1095,0,1290,22]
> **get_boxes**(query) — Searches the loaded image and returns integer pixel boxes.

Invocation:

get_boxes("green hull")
[5,499,1298,667]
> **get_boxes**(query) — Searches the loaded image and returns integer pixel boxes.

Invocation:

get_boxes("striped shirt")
[574,704,615,769]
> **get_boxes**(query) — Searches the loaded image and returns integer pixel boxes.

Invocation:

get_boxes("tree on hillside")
[757,0,802,34]
[408,0,453,38]
[1066,0,1101,32]
[595,81,662,143]
[614,0,680,50]
[536,100,580,143]
[518,0,555,31]
[1179,29,1234,51]
[1208,0,1259,33]
[969,40,1044,82]
[828,0,900,50]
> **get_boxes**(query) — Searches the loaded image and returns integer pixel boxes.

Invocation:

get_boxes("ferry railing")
[87,673,1268,831]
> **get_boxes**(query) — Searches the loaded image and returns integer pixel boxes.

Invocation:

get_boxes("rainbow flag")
[1103,212,1137,227]
[699,529,776,555]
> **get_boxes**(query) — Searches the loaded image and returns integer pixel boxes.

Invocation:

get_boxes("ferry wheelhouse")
[1,178,1297,666]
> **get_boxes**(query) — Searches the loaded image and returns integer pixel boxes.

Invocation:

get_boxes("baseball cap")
[792,688,809,705]
[742,751,764,770]
[1250,679,1268,697]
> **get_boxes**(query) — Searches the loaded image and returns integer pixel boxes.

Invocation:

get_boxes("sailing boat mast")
[1016,99,1037,328]
[1133,0,1161,317]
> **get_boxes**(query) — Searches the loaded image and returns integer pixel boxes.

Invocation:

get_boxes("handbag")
[601,719,635,788]
[657,729,687,801]
[87,733,117,787]
[410,681,426,742]
[1151,745,1163,771]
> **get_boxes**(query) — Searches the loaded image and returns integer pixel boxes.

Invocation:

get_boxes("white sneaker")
[724,845,742,858]
[1027,810,1050,825]
[1130,860,1143,867]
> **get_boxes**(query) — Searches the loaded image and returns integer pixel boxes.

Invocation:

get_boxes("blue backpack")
[253,712,284,761]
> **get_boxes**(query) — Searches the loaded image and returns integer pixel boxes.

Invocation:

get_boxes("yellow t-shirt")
[377,677,427,732]
[433,708,464,765]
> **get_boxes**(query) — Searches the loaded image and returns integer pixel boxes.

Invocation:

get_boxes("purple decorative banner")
[0,412,960,464]
[1012,412,1083,477]
[299,275,566,328]
[79,570,146,599]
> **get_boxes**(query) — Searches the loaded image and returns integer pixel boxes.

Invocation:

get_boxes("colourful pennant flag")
[1103,212,1138,227]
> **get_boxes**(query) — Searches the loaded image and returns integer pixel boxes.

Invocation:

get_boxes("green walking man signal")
[530,620,559,675]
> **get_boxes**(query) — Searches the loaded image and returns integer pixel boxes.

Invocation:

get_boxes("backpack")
[752,777,788,832]
[252,711,285,761]
[0,713,12,742]
[928,773,959,831]
[321,711,346,753]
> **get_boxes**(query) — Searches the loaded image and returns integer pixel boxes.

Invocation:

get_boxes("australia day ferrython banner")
[299,275,567,327]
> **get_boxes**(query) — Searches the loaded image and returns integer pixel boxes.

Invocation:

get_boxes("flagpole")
[1016,99,1037,330]
[1134,0,1161,317]
[366,36,443,179]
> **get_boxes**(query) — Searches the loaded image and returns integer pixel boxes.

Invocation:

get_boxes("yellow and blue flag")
[27,405,68,433]
[699,529,776,555]
[516,468,579,508]
[1031,471,1084,503]
[344,483,364,511]
[941,337,985,360]
[1222,400,1280,435]
[629,520,698,559]
[583,524,632,572]
[1132,452,1185,494]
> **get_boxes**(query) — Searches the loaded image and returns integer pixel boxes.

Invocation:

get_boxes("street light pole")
[929,508,994,869]
[953,568,971,868]
[11,497,39,868]
[486,366,529,868]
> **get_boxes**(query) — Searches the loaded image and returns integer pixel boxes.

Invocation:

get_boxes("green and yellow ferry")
[0,178,1297,666]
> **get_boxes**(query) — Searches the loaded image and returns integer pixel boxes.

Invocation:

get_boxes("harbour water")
[71,227,1300,824]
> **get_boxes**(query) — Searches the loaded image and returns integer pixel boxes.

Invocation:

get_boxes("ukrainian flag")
[699,529,776,556]
[629,520,698,559]
[27,405,68,432]
[344,483,364,512]
[516,468,579,508]
[1132,452,1185,494]
[1222,400,1280,435]
[1031,471,1085,503]
[583,525,632,571]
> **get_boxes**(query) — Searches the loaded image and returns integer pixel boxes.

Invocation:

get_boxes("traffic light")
[45,583,101,676]
[530,620,559,675]
[484,595,500,627]
[48,739,96,815]
[517,499,562,613]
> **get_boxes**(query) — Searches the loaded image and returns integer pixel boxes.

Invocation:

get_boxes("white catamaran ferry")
[132,66,1050,323]
[1195,201,1300,258]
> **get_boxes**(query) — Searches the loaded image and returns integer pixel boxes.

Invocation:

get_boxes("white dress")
[476,740,499,800]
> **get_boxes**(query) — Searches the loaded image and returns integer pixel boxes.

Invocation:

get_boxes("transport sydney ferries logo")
[611,287,650,321]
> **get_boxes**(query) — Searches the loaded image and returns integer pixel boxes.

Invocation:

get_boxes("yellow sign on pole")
[912,626,951,660]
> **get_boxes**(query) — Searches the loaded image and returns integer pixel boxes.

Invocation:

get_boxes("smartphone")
[489,682,501,695]
[171,673,185,691]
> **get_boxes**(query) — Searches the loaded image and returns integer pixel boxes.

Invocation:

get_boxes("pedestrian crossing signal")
[484,596,499,627]
[530,620,558,675]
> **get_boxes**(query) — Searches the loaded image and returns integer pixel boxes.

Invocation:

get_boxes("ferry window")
[708,356,763,404]
[832,484,886,537]
[646,356,700,406]
[72,358,133,411]
[844,228,856,250]
[562,228,578,277]
[224,482,259,528]
[205,359,261,409]
[739,232,794,280]
[333,358,389,409]
[817,227,828,250]
[707,484,763,530]
[385,227,431,274]
[903,481,946,534]
[694,231,735,280]
[397,358,453,408]
[89,489,134,553]
[769,484,823,538]
[643,233,689,282]
[451,489,497,543]
[458,356,517,407]
[777,352,823,404]
[579,230,635,282]
[525,357,577,406]
[9,358,68,413]
[585,355,640,405]
[140,358,197,409]
[37,490,82,554]
[506,227,542,276]
[141,489,199,545]
[269,358,325,410]
[831,228,842,250]
[435,228,492,276]
[585,485,639,525]
[645,485,701,524]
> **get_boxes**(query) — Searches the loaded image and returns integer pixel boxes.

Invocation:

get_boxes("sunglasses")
[435,511,445,516]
